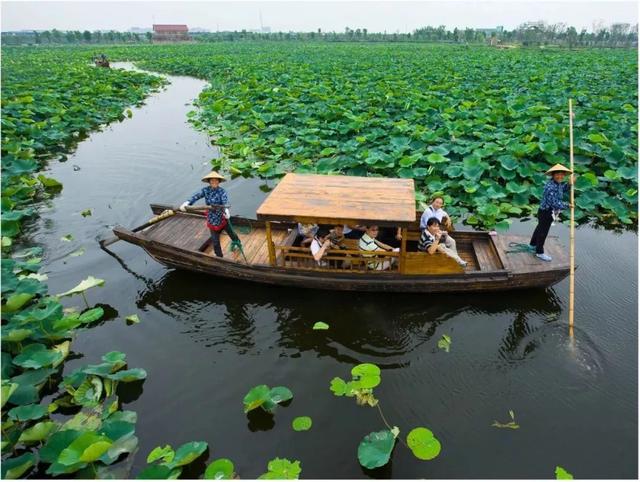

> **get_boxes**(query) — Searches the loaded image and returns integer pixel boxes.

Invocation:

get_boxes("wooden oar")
[569,99,575,338]
[98,204,228,248]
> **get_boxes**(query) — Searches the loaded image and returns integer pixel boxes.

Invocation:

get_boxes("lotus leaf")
[406,427,442,460]
[292,416,312,431]
[258,457,301,479]
[18,420,59,443]
[1,452,36,479]
[167,440,208,468]
[555,466,574,480]
[357,429,396,469]
[204,458,235,479]
[312,321,329,330]
[351,363,381,389]
[57,431,113,465]
[8,403,48,421]
[56,276,105,297]
[13,342,65,369]
[147,445,175,464]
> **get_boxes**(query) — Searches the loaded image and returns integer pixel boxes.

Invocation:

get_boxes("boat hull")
[113,225,569,293]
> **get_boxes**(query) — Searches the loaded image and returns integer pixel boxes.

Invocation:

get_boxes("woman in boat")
[420,195,454,232]
[529,163,574,262]
[180,171,240,258]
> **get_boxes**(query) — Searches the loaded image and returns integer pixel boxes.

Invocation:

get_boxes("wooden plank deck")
[492,234,568,274]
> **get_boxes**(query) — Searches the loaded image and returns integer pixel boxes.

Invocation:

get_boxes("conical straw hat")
[545,163,572,175]
[201,171,226,183]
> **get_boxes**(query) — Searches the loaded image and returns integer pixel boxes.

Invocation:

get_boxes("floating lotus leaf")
[147,444,175,464]
[357,429,396,469]
[78,307,105,323]
[292,416,312,431]
[8,403,48,421]
[258,457,301,480]
[1,382,18,408]
[57,432,113,465]
[555,466,574,480]
[18,420,59,444]
[406,427,442,461]
[204,458,235,480]
[351,363,381,389]
[13,342,66,369]
[167,440,208,468]
[312,321,329,330]
[136,464,181,479]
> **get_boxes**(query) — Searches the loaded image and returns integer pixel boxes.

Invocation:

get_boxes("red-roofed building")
[152,24,190,42]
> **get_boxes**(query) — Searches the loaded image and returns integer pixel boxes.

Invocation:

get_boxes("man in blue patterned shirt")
[180,171,239,258]
[529,164,574,261]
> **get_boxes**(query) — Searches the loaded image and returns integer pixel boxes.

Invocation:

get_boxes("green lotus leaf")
[147,444,175,464]
[78,307,105,323]
[555,466,574,480]
[2,327,33,342]
[269,385,293,404]
[18,420,59,443]
[357,429,396,469]
[243,384,270,412]
[58,432,113,465]
[258,457,301,480]
[13,343,65,369]
[108,368,148,382]
[3,292,35,312]
[204,458,235,480]
[292,416,312,431]
[351,363,381,389]
[137,465,182,479]
[8,403,48,421]
[167,440,208,468]
[437,334,452,352]
[407,427,442,461]
[1,452,36,479]
[312,321,329,330]
[1,382,18,409]
[56,276,105,297]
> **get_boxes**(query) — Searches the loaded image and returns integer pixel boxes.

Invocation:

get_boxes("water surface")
[25,64,637,479]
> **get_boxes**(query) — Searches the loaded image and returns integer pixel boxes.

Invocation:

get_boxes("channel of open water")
[22,63,637,478]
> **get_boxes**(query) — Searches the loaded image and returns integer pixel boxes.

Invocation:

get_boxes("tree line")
[1,29,152,45]
[2,21,637,48]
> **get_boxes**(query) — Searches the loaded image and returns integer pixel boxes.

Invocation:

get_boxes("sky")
[2,0,637,33]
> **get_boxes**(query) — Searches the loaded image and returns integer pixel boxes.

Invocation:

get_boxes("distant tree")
[145,32,152,42]
[83,30,92,43]
[51,29,62,43]
[33,30,41,44]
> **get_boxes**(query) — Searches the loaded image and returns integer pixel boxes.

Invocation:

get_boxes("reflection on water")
[135,270,565,367]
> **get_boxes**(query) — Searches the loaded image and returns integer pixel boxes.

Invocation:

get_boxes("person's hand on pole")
[179,201,189,212]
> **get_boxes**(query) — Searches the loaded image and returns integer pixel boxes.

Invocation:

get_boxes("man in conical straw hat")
[529,163,575,262]
[180,171,240,258]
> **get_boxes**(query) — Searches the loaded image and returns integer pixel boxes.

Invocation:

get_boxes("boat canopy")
[256,173,416,228]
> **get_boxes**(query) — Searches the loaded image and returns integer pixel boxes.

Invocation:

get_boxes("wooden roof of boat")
[256,173,416,227]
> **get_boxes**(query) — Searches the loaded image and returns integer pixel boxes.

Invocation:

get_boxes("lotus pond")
[1,44,637,479]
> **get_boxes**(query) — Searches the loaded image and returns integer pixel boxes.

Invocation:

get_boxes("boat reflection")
[134,269,564,366]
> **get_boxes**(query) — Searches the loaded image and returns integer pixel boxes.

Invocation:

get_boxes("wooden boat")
[112,173,569,293]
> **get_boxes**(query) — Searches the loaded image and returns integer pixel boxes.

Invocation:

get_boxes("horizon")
[2,1,638,34]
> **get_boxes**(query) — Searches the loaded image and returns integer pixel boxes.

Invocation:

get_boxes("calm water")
[23,64,637,479]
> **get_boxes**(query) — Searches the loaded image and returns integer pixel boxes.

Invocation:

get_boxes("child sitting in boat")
[180,171,240,258]
[420,195,454,232]
[310,228,331,267]
[529,163,575,262]
[418,217,467,267]
[297,223,318,247]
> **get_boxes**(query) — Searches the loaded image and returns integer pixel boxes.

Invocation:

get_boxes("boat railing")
[274,245,400,273]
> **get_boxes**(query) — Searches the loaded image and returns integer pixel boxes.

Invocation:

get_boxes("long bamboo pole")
[569,99,575,337]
